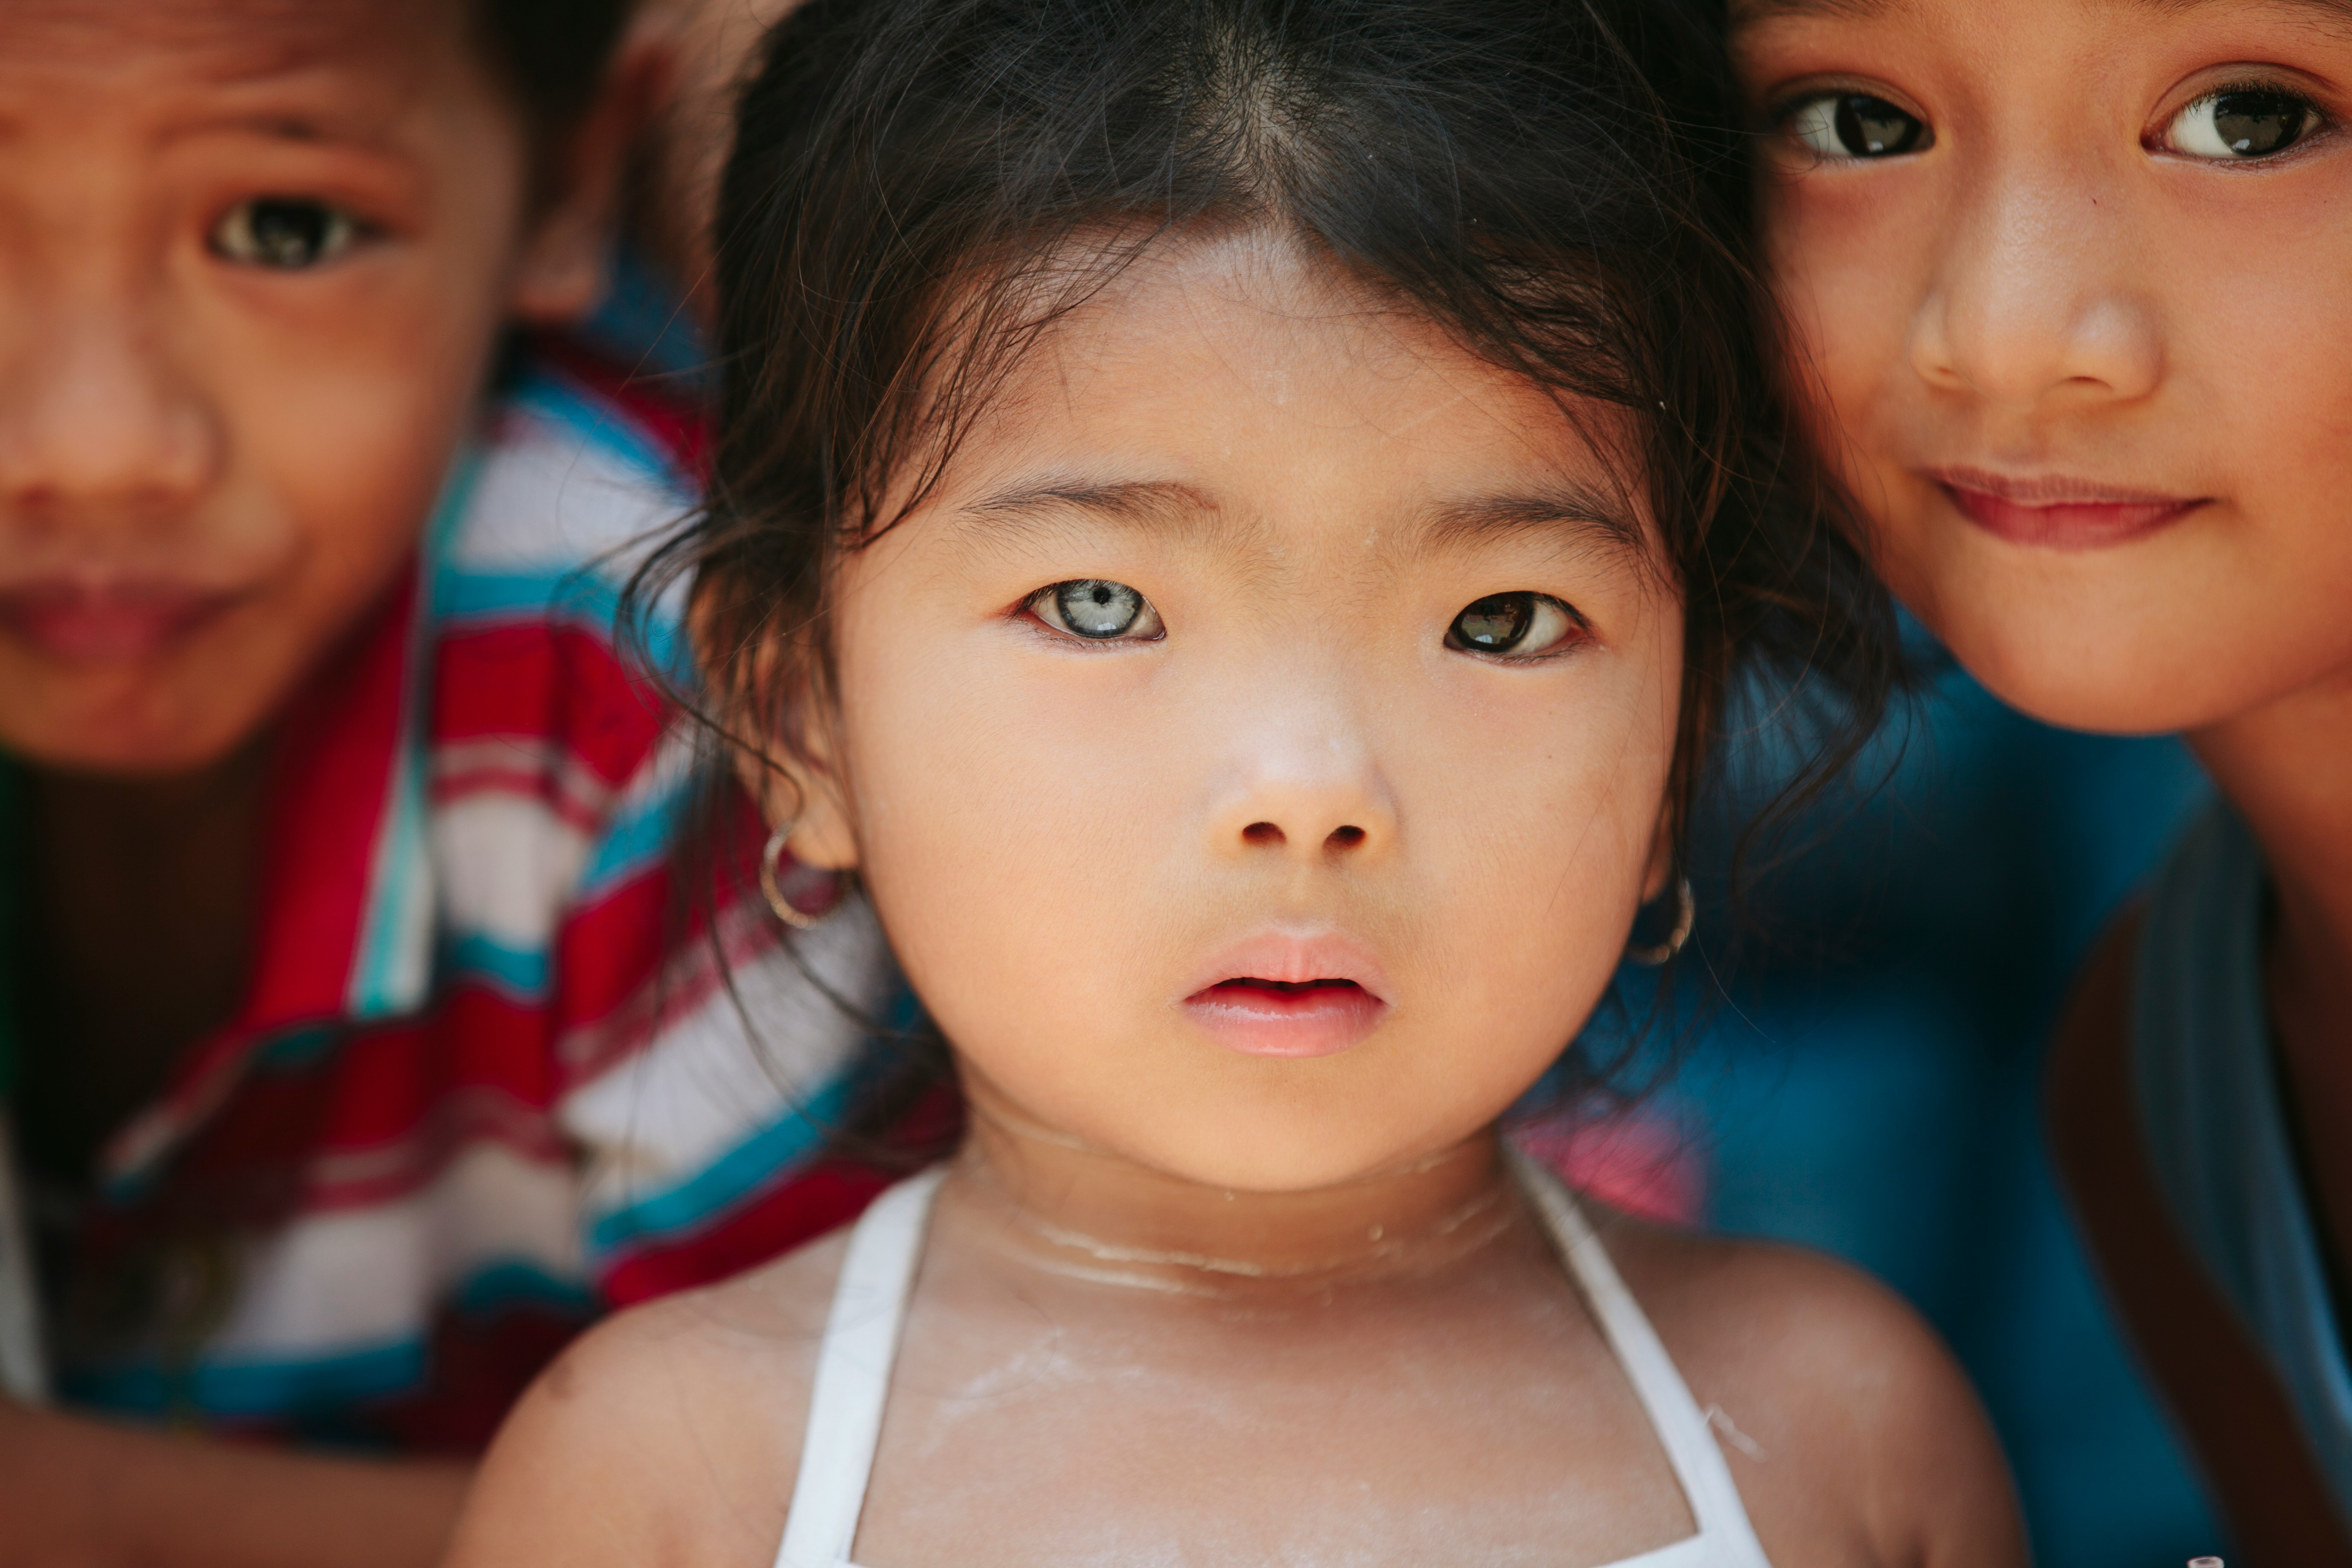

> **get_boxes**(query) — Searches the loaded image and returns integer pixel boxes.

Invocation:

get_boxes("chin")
[1934,607,2246,738]
[0,687,269,778]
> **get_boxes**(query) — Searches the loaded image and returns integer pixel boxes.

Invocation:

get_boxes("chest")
[847,1265,1700,1568]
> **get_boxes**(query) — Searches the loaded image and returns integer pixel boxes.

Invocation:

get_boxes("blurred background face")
[794,234,1684,1193]
[0,0,541,774]
[633,0,788,308]
[1740,0,2352,735]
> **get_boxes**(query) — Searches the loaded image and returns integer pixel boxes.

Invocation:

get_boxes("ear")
[506,23,680,325]
[736,715,860,873]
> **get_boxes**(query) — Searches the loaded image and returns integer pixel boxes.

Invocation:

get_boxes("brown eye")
[1446,592,1581,657]
[211,199,360,270]
[1787,93,1930,160]
[2166,88,2322,160]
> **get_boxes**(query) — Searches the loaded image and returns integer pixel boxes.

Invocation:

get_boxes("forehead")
[921,233,1653,564]
[980,232,1600,479]
[0,0,471,121]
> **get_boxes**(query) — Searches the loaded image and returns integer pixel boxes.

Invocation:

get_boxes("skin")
[446,233,2023,1568]
[1736,0,2352,1542]
[0,3,662,1564]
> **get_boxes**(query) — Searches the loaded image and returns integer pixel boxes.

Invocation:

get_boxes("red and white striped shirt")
[0,343,947,1451]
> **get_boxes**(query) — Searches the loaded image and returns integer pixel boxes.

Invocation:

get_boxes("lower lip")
[1184,980,1388,1059]
[0,590,238,665]
[1942,485,2200,551]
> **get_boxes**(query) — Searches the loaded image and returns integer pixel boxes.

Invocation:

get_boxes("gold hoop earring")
[1626,877,1694,966]
[759,823,843,931]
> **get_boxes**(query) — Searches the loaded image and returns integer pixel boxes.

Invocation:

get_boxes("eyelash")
[1770,87,1933,163]
[1444,591,1591,663]
[2158,76,2332,159]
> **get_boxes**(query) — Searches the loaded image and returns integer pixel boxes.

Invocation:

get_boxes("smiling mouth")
[1929,468,2206,551]
[0,582,245,666]
[1185,977,1387,1059]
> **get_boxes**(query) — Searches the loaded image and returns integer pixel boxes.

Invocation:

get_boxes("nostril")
[1243,821,1285,847]
[1327,825,1366,850]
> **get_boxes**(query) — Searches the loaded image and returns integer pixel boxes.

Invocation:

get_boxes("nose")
[1208,692,1398,866]
[1909,167,2163,410]
[0,290,221,520]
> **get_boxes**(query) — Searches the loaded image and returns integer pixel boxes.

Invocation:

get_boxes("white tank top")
[772,1145,1776,1568]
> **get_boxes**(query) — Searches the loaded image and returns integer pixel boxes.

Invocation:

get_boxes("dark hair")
[628,0,1904,1129]
[653,0,1896,879]
[474,0,637,133]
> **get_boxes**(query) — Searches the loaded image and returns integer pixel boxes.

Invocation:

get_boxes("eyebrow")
[960,476,1651,570]
[1418,486,1652,570]
[964,478,1221,528]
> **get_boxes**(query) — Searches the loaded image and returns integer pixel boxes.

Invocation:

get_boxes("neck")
[949,1079,1516,1300]
[2192,667,2352,1100]
[19,741,272,1177]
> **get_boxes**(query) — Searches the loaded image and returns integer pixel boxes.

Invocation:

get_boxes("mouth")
[1927,466,2206,551]
[0,581,245,666]
[1182,934,1392,1059]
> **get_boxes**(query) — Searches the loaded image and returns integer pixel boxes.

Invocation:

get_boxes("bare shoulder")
[1598,1213,2026,1568]
[444,1230,853,1568]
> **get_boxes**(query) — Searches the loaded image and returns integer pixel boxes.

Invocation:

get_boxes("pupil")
[1056,579,1141,638]
[2212,91,2305,156]
[1834,96,1919,157]
[250,201,329,266]
[1455,593,1532,651]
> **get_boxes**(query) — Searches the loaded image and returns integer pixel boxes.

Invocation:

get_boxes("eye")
[1784,93,1931,160]
[2163,87,2323,161]
[210,198,361,270]
[1028,579,1165,642]
[1445,592,1583,659]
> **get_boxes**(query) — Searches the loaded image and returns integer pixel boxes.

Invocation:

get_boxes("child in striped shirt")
[0,4,919,1564]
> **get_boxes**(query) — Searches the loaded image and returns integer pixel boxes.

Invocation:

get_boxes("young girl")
[448,0,2024,1562]
[1735,0,2352,1555]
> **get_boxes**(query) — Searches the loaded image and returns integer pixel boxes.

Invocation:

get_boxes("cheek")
[210,265,509,700]
[1406,647,1678,1030]
[841,624,1191,1043]
[248,318,485,575]
[226,157,525,634]
[1764,182,1927,447]
[2201,282,2352,458]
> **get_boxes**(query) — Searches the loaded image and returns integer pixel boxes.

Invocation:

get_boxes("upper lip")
[1182,929,1394,1004]
[1925,466,2204,509]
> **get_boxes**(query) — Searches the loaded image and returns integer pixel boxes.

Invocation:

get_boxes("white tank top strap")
[1505,1143,1775,1568]
[773,1166,948,1568]
[773,1154,1773,1568]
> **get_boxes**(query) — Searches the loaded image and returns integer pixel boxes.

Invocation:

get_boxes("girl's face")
[1740,0,2352,734]
[782,233,1683,1193]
